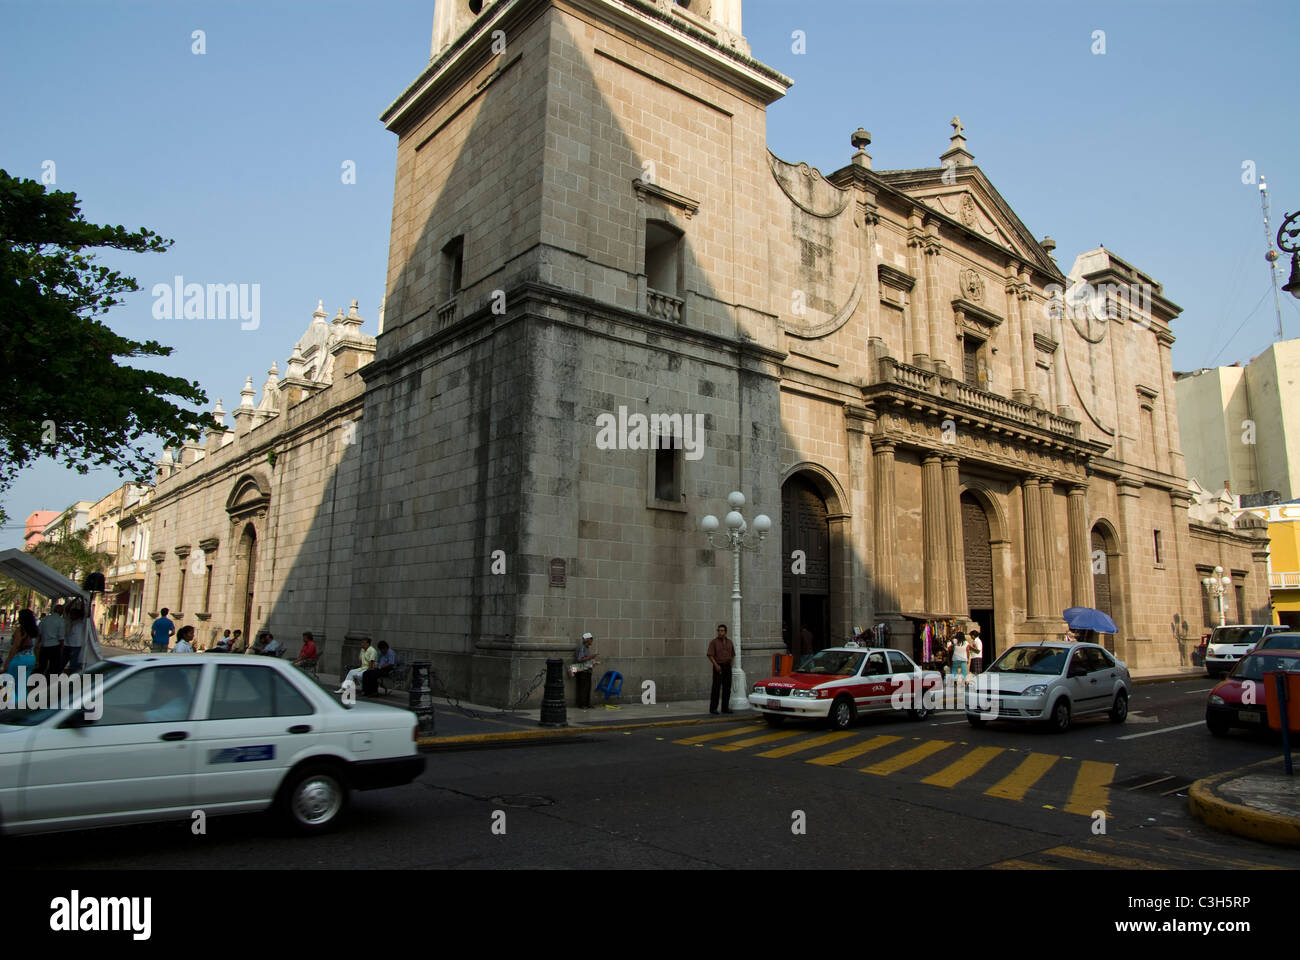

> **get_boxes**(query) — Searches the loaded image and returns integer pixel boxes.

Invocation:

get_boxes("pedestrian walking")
[707,623,735,714]
[150,607,175,653]
[173,625,195,653]
[573,632,598,708]
[948,632,970,682]
[968,628,983,674]
[37,602,66,676]
[62,598,90,672]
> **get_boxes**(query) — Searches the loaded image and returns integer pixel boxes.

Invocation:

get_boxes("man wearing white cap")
[574,632,598,708]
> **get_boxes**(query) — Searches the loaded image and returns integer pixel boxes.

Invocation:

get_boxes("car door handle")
[287,724,312,734]
[160,731,188,741]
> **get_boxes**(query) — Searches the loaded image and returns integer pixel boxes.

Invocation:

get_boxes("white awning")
[0,549,89,601]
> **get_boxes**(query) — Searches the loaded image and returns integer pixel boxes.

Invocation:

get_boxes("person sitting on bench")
[362,640,396,696]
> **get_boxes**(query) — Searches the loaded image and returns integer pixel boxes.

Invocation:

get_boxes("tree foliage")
[0,169,215,523]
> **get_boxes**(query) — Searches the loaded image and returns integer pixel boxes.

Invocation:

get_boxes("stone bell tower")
[352,0,791,706]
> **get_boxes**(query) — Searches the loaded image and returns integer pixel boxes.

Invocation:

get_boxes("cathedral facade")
[132,0,1269,704]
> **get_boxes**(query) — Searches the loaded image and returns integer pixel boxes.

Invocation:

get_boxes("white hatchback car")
[965,642,1131,732]
[0,654,424,836]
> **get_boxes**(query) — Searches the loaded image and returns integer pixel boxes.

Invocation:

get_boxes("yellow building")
[1244,501,1300,629]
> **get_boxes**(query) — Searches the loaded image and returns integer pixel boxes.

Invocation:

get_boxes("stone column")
[1067,484,1094,608]
[1039,480,1061,616]
[1022,292,1039,404]
[872,441,898,613]
[924,242,949,379]
[906,235,931,370]
[1022,477,1048,618]
[943,457,967,617]
[1005,274,1026,402]
[846,408,874,626]
[922,454,949,613]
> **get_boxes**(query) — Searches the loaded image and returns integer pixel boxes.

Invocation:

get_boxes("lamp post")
[700,491,771,712]
[1202,565,1232,628]
[1278,210,1300,301]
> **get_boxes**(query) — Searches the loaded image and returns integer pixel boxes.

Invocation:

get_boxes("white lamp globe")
[724,510,744,530]
[727,491,746,509]
[753,514,772,533]
[701,515,719,533]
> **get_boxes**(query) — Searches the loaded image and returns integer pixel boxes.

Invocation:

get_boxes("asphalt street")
[19,677,1300,869]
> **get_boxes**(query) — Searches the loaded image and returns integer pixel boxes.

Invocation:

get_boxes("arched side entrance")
[781,466,849,656]
[1091,520,1124,653]
[233,523,258,643]
[960,490,997,664]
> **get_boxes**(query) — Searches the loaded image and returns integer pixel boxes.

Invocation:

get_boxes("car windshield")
[796,650,865,676]
[1213,627,1266,646]
[987,646,1068,675]
[1231,653,1300,681]
[0,660,130,726]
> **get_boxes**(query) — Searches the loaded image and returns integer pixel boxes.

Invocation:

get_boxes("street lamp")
[1202,565,1232,628]
[700,491,771,712]
[1277,210,1300,300]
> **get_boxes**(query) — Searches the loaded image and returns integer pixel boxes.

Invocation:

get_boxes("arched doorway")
[233,523,258,642]
[782,473,831,656]
[1091,522,1120,652]
[961,491,997,663]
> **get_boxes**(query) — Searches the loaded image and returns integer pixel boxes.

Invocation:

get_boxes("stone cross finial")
[313,299,327,320]
[951,116,964,139]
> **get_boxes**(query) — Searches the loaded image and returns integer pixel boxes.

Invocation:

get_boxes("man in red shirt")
[707,624,735,715]
[293,631,318,668]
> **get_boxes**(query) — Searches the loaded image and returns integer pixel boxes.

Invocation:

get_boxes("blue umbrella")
[1063,606,1118,634]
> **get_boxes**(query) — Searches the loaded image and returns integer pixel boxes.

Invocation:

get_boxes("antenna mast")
[1260,178,1286,341]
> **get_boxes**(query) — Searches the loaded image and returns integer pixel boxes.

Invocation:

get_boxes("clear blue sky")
[2,0,1297,547]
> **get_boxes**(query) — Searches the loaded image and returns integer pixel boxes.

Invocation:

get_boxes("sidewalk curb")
[418,713,750,749]
[1188,757,1300,848]
[1132,672,1206,686]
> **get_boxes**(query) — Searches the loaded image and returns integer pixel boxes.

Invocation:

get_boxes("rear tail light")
[412,724,419,742]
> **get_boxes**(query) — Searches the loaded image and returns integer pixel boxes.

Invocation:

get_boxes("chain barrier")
[427,666,549,719]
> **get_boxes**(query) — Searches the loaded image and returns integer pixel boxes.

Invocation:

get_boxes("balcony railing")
[876,357,1082,440]
[1270,571,1300,589]
[436,297,458,330]
[646,288,684,323]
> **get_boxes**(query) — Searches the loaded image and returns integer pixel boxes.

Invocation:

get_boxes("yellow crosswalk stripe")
[1092,837,1287,870]
[806,734,902,766]
[715,730,804,752]
[756,731,855,758]
[862,740,953,776]
[1063,760,1115,817]
[1042,846,1167,870]
[989,859,1061,870]
[985,752,1058,801]
[673,724,765,745]
[922,746,1006,787]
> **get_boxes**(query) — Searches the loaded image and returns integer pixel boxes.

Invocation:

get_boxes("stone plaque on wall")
[549,558,566,588]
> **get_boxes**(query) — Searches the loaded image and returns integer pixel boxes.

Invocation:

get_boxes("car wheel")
[966,714,986,728]
[828,696,855,731]
[1108,691,1128,723]
[1206,713,1230,737]
[909,702,929,721]
[763,712,785,726]
[1047,698,1071,733]
[278,763,349,835]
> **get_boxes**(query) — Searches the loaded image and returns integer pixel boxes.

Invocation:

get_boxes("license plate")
[768,699,783,710]
[1239,710,1261,723]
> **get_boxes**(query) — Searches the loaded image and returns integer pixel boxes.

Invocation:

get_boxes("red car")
[1205,648,1300,736]
[748,646,943,729]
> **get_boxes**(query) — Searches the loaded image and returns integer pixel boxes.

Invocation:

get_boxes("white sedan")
[0,654,424,836]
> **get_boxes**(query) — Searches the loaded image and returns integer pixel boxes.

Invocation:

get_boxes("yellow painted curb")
[1187,757,1300,848]
[419,713,750,747]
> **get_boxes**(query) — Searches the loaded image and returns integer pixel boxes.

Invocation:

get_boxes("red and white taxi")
[748,647,942,729]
